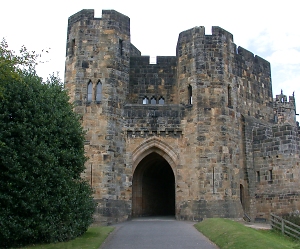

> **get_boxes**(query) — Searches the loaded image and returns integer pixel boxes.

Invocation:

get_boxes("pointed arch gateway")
[132,138,178,217]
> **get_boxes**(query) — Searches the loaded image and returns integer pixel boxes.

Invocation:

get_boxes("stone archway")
[131,138,178,217]
[132,152,175,217]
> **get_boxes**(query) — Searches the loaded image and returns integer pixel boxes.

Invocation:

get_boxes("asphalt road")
[100,217,218,249]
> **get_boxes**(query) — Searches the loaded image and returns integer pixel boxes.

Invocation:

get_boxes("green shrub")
[282,211,300,226]
[0,41,95,248]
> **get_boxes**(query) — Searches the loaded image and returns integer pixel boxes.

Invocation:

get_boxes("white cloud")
[267,49,300,65]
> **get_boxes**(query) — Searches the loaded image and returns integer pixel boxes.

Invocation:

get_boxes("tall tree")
[0,40,95,248]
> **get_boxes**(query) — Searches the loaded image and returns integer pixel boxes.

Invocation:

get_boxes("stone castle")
[64,9,300,224]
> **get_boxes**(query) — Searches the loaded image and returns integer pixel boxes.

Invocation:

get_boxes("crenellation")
[65,9,300,225]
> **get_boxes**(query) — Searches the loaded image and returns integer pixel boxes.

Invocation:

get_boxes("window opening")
[87,80,93,103]
[240,184,244,205]
[143,97,149,104]
[228,85,232,108]
[188,85,192,105]
[96,81,102,102]
[268,170,273,181]
[119,39,123,56]
[150,97,156,105]
[158,97,165,104]
[71,39,75,56]
[256,171,260,182]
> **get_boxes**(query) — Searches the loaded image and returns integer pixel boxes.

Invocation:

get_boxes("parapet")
[254,55,270,68]
[274,91,296,108]
[177,26,205,42]
[67,9,130,35]
[68,9,95,26]
[211,26,233,41]
[237,47,254,60]
[274,91,297,125]
[130,44,141,57]
[101,9,130,25]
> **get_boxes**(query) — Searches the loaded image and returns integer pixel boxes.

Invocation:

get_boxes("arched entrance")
[132,152,175,217]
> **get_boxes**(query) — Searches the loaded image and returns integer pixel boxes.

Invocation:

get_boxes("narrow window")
[119,39,123,56]
[158,97,165,104]
[143,97,149,104]
[228,85,232,108]
[96,80,102,102]
[269,170,273,181]
[71,39,75,56]
[212,167,215,194]
[240,184,245,209]
[256,171,260,182]
[188,85,192,104]
[87,80,93,103]
[150,97,156,105]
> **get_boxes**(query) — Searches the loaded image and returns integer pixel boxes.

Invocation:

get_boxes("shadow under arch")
[131,137,178,217]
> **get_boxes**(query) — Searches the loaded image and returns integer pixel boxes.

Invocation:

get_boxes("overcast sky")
[1,0,299,120]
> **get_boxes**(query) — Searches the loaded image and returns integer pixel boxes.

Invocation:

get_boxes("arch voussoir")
[132,137,178,174]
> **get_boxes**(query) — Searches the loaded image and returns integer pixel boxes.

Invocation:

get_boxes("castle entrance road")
[100,217,218,249]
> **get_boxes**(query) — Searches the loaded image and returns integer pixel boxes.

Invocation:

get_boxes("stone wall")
[253,124,300,219]
[129,56,177,104]
[64,9,300,225]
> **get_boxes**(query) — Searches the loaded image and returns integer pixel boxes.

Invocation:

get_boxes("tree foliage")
[0,41,95,248]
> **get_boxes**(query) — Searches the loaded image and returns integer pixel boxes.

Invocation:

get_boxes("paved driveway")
[100,217,218,249]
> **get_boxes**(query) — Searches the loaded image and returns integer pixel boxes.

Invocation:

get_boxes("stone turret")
[274,91,297,125]
[65,9,132,223]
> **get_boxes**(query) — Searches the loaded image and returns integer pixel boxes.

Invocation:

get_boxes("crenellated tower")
[274,91,297,125]
[65,9,300,225]
[175,26,245,218]
[65,9,132,223]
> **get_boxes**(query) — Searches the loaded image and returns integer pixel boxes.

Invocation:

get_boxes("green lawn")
[195,218,300,249]
[19,226,114,249]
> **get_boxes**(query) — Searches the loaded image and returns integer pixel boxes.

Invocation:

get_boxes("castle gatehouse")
[64,9,300,224]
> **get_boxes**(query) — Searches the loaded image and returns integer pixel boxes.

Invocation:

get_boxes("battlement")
[130,56,177,66]
[274,91,296,109]
[68,9,95,26]
[101,9,130,31]
[235,46,271,69]
[177,26,205,44]
[67,9,130,36]
[178,26,233,42]
[211,26,233,41]
[274,91,297,125]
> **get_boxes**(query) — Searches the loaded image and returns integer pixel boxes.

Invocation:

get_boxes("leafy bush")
[282,211,300,226]
[0,40,95,248]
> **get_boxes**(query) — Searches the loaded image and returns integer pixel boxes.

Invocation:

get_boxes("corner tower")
[64,9,132,223]
[176,27,244,218]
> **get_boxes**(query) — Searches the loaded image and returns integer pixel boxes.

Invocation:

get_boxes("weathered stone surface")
[65,9,300,225]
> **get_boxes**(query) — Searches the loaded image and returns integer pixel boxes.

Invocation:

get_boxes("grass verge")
[19,226,114,249]
[195,218,300,249]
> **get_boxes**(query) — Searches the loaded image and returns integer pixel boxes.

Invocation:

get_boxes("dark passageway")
[132,152,175,217]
